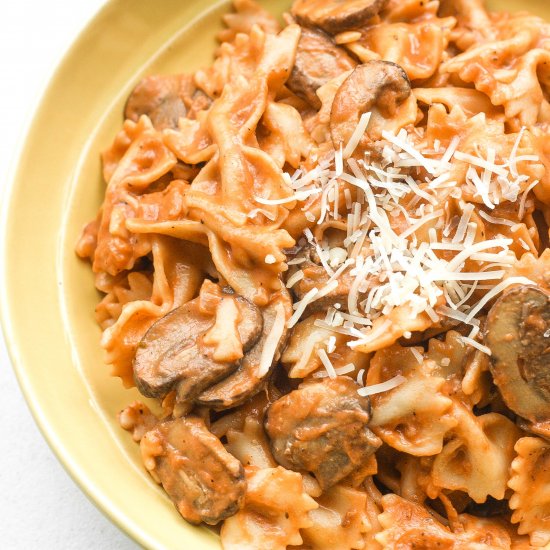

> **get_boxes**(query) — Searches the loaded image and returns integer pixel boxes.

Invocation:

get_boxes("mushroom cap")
[264,376,381,490]
[195,289,292,410]
[133,290,262,401]
[143,416,245,525]
[485,285,550,423]
[330,60,412,150]
[124,74,188,130]
[286,26,356,109]
[291,0,389,35]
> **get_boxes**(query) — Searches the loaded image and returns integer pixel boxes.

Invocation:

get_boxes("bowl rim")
[0,1,157,547]
[3,0,549,548]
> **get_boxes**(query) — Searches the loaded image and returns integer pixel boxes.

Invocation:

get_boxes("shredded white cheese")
[257,302,286,377]
[282,117,540,374]
[343,112,372,159]
[286,270,305,288]
[317,349,337,379]
[410,347,424,365]
[313,362,355,379]
[458,336,492,356]
[357,375,407,397]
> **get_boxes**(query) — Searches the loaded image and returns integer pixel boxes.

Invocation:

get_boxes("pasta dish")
[76,0,550,547]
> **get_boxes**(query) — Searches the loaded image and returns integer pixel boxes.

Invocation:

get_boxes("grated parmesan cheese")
[410,347,424,364]
[286,270,304,288]
[313,362,355,379]
[282,115,540,371]
[343,112,372,159]
[357,375,407,397]
[317,349,337,379]
[257,302,286,377]
[458,336,492,356]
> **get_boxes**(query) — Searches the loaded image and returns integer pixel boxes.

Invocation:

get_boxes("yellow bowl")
[2,0,549,548]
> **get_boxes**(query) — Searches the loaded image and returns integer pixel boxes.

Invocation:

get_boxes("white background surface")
[0,2,140,549]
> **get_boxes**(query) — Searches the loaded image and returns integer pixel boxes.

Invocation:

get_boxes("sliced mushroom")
[291,0,388,34]
[264,376,381,490]
[292,259,361,313]
[133,282,263,403]
[289,244,365,313]
[196,289,292,410]
[330,60,412,150]
[485,285,550,423]
[125,74,190,130]
[287,27,356,109]
[141,416,245,524]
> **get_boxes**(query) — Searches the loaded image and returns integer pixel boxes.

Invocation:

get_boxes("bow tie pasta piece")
[376,494,513,549]
[94,271,153,331]
[505,249,550,291]
[258,101,314,169]
[195,24,283,99]
[439,0,496,50]
[349,304,435,355]
[220,466,317,550]
[87,117,178,276]
[218,0,280,44]
[426,330,493,408]
[440,13,550,127]
[367,345,457,456]
[118,401,159,443]
[431,403,521,503]
[393,453,437,506]
[425,104,545,209]
[414,87,503,118]
[509,437,550,548]
[281,313,371,379]
[225,415,278,470]
[375,494,457,548]
[301,485,370,550]
[339,0,456,81]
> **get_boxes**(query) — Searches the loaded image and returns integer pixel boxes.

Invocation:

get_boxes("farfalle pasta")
[77,0,550,548]
[509,437,550,547]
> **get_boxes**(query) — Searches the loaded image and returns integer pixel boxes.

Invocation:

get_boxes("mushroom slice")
[264,376,381,490]
[196,290,292,410]
[485,285,550,423]
[141,416,245,525]
[330,60,412,150]
[287,27,356,109]
[289,244,364,313]
[133,284,263,402]
[292,259,362,313]
[124,74,190,130]
[291,0,388,35]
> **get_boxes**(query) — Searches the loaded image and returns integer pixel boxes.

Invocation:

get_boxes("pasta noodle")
[509,437,550,547]
[76,0,550,547]
[220,466,317,550]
